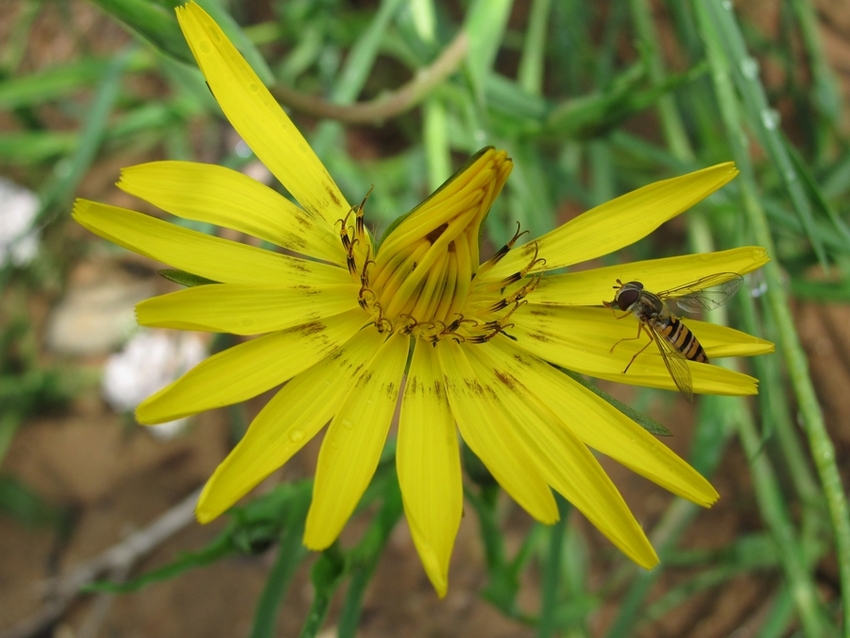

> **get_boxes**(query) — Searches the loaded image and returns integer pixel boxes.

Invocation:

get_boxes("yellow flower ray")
[465,343,658,569]
[437,340,559,524]
[530,247,769,306]
[484,162,739,281]
[691,320,776,358]
[517,305,773,359]
[73,200,348,286]
[137,308,367,424]
[488,336,719,506]
[176,3,351,229]
[304,331,409,550]
[397,341,463,598]
[119,162,345,265]
[136,283,362,334]
[511,306,760,395]
[378,149,509,262]
[196,326,385,523]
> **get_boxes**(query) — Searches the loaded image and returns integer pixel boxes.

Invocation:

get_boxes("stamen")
[356,185,374,239]
[500,242,545,286]
[475,222,528,281]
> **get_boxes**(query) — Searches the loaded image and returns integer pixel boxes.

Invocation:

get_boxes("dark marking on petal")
[464,378,485,395]
[407,377,419,394]
[327,186,342,207]
[294,212,313,229]
[386,381,397,398]
[494,370,516,389]
[298,321,326,336]
[425,223,448,244]
[526,330,552,343]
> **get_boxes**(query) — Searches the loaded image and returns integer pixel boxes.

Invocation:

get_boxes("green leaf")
[89,0,194,64]
[158,269,218,287]
[562,370,673,437]
[0,475,62,527]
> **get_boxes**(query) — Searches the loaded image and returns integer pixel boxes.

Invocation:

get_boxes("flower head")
[73,2,772,596]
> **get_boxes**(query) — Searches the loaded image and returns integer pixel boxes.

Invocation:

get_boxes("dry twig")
[2,488,201,638]
[271,30,469,123]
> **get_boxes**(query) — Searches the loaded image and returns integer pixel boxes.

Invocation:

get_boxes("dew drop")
[198,39,212,54]
[234,140,252,158]
[739,57,759,80]
[761,108,780,130]
[248,82,261,93]
[289,428,305,443]
[342,418,354,430]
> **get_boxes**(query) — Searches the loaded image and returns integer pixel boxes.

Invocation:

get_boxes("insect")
[603,273,744,402]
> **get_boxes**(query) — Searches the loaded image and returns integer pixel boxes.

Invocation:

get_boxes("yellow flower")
[73,2,772,596]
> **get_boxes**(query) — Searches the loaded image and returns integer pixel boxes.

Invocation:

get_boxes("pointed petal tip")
[71,198,90,220]
[302,531,332,552]
[195,505,216,525]
[638,552,660,570]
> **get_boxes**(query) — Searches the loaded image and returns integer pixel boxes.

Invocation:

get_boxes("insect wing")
[660,273,743,315]
[647,322,694,402]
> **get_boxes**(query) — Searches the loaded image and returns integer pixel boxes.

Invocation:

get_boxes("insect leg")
[621,323,654,374]
[610,320,645,353]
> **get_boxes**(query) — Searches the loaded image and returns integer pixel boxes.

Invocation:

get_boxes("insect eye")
[617,288,640,310]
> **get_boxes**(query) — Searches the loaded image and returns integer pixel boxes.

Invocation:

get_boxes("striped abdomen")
[653,315,708,363]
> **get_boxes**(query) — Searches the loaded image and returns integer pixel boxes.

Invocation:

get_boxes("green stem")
[696,2,848,634]
[537,496,568,638]
[628,0,694,161]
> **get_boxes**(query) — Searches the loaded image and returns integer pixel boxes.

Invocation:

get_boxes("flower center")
[335,150,545,344]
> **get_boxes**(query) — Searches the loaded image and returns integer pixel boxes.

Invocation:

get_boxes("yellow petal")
[465,343,658,569]
[176,3,350,228]
[488,336,718,506]
[485,162,739,280]
[378,148,511,266]
[304,331,409,549]
[196,325,385,523]
[73,199,348,286]
[530,247,769,306]
[398,341,462,598]
[679,319,774,357]
[137,309,366,423]
[511,306,759,395]
[137,283,362,334]
[119,161,344,265]
[437,340,559,524]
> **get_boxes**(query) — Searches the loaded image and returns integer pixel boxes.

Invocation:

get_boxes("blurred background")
[2,0,850,636]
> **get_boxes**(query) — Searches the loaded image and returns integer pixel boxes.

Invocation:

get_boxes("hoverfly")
[603,273,744,402]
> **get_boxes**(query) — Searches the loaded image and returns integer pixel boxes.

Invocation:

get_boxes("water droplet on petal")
[198,39,212,54]
[289,428,305,443]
